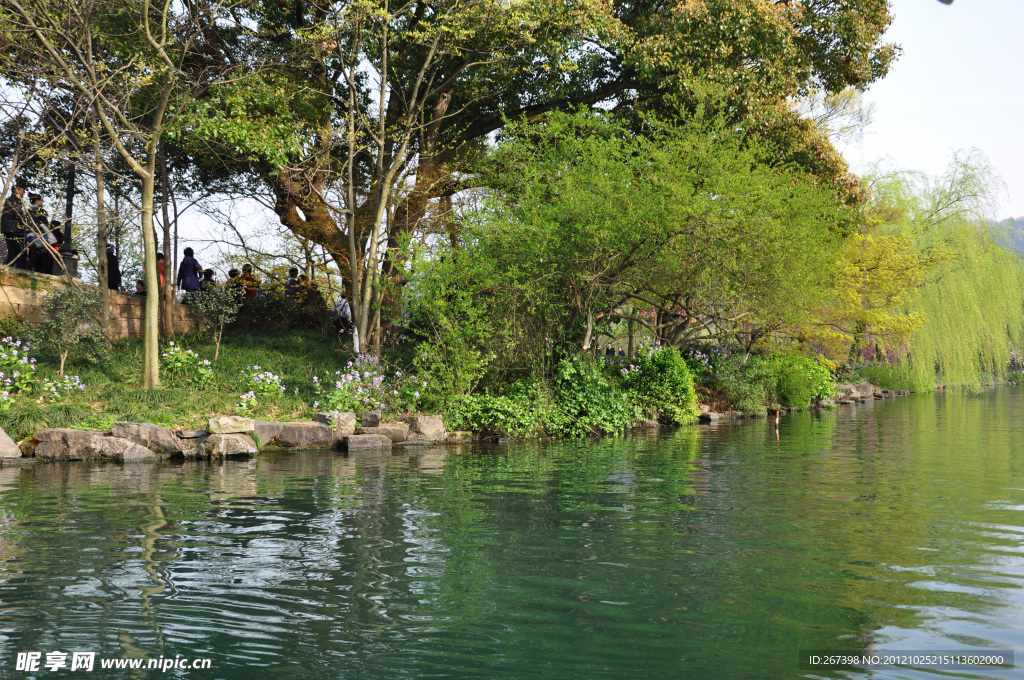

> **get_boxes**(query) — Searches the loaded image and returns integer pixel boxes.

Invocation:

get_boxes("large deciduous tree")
[176,0,896,353]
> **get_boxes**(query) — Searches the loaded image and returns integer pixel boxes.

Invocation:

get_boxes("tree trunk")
[159,146,174,337]
[64,160,75,247]
[140,170,161,389]
[93,133,110,343]
[581,312,594,355]
[627,316,635,358]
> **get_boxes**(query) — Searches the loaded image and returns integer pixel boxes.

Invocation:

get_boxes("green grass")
[0,329,356,441]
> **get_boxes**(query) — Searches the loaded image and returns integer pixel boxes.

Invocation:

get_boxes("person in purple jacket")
[176,247,202,301]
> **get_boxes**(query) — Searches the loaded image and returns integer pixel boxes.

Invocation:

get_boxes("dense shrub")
[445,393,539,439]
[619,348,699,424]
[861,363,924,393]
[714,355,773,413]
[232,285,334,334]
[553,355,639,437]
[764,354,834,408]
[27,287,106,376]
[714,352,834,412]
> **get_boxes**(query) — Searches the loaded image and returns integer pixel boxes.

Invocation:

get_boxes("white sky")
[851,0,1024,219]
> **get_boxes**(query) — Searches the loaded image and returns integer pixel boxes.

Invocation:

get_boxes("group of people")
[1,185,67,274]
[601,344,628,357]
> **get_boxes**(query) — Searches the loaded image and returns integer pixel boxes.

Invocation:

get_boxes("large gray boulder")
[404,415,447,442]
[99,437,160,461]
[360,410,382,428]
[111,422,182,455]
[208,416,255,434]
[34,429,157,461]
[276,422,333,449]
[0,427,22,458]
[341,434,392,451]
[360,423,409,443]
[177,436,208,458]
[253,420,284,446]
[313,411,357,439]
[201,433,258,457]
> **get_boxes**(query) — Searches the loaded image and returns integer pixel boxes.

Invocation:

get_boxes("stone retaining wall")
[0,412,466,463]
[0,267,202,339]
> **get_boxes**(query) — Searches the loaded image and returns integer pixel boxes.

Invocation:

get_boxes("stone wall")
[0,267,203,339]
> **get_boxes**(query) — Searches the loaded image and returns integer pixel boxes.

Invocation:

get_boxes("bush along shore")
[0,318,924,460]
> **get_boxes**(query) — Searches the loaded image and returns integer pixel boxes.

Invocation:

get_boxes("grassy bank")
[0,330,354,441]
[0,323,847,443]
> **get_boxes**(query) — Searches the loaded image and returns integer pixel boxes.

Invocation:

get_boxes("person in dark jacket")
[284,267,300,298]
[26,194,53,274]
[200,269,216,291]
[106,244,122,290]
[1,186,28,269]
[176,247,201,300]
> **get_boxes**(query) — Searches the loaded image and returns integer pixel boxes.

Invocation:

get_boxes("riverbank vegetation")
[2,0,1022,440]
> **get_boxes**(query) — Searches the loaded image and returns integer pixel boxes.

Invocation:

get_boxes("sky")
[851,0,1024,219]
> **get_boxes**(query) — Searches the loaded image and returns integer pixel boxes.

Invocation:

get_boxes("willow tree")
[841,152,1024,388]
[0,0,233,387]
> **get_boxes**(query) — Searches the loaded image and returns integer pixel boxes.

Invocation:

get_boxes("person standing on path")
[106,244,122,290]
[157,252,166,288]
[239,263,258,299]
[1,186,28,269]
[176,247,202,301]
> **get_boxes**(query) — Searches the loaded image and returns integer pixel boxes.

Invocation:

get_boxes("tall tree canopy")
[171,0,895,346]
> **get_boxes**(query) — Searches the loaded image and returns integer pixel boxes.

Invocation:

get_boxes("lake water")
[0,390,1021,679]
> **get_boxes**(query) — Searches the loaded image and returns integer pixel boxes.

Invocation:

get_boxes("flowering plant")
[243,365,286,395]
[237,390,258,410]
[0,336,37,393]
[392,371,428,413]
[313,354,388,412]
[42,375,85,400]
[161,342,213,384]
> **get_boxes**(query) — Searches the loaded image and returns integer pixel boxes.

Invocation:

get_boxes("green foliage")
[553,355,640,437]
[714,356,773,414]
[412,110,848,373]
[619,348,699,424]
[445,393,541,440]
[190,285,245,358]
[232,285,332,335]
[861,364,923,393]
[0,316,26,340]
[161,342,213,385]
[405,251,498,403]
[764,354,835,409]
[866,153,1024,387]
[714,353,834,412]
[27,287,106,376]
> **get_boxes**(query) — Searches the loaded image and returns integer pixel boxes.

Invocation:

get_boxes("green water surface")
[0,390,1021,679]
